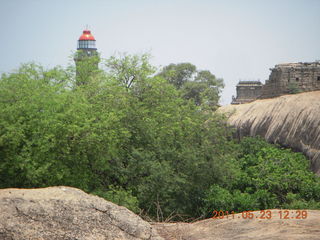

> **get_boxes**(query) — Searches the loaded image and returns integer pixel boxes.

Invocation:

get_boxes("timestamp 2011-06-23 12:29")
[212,210,308,220]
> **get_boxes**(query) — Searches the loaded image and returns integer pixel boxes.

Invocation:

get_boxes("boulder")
[0,186,163,240]
[1,187,320,239]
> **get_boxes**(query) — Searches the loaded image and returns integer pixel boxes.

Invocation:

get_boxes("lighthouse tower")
[74,29,100,85]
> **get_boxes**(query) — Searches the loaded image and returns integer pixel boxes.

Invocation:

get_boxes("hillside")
[220,91,320,175]
[1,186,320,240]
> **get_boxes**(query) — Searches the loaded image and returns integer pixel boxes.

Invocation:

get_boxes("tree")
[104,57,236,218]
[105,53,155,89]
[157,63,224,108]
[0,62,129,191]
[157,63,197,89]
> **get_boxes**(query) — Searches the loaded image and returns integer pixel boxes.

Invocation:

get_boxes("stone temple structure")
[231,81,263,104]
[232,61,320,104]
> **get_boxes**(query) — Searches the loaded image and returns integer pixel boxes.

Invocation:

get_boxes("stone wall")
[231,81,262,104]
[231,61,320,104]
[260,62,320,99]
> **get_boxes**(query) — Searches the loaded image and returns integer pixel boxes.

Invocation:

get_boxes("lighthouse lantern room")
[77,30,96,50]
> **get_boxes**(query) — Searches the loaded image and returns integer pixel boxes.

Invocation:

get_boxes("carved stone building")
[231,81,262,104]
[231,61,320,104]
[260,62,320,98]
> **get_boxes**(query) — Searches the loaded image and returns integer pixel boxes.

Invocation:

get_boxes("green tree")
[104,56,236,218]
[0,63,129,191]
[157,63,196,89]
[157,63,224,108]
[105,53,155,89]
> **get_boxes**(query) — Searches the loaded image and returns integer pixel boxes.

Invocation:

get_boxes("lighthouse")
[74,29,100,85]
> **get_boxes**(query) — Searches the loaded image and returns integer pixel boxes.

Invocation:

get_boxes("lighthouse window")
[78,40,96,49]
[82,41,89,48]
[317,76,320,81]
[296,77,299,82]
[89,41,96,48]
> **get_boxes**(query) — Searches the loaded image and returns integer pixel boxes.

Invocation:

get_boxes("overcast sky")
[1,0,319,105]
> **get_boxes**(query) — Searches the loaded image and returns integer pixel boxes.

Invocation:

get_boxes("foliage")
[103,57,236,218]
[104,53,156,89]
[0,63,129,191]
[0,55,236,221]
[203,137,320,216]
[157,63,196,89]
[93,186,140,213]
[157,63,224,109]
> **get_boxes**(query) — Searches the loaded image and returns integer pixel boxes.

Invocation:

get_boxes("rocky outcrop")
[1,186,320,240]
[0,186,163,240]
[220,91,320,175]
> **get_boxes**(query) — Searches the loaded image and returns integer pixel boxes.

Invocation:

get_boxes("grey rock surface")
[0,186,163,240]
[1,187,320,240]
[220,91,320,175]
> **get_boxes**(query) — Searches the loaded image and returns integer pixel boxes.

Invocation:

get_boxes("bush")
[203,137,320,215]
[93,187,140,213]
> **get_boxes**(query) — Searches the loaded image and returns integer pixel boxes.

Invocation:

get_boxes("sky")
[1,0,319,105]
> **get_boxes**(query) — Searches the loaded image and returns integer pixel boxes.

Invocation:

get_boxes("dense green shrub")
[203,137,320,216]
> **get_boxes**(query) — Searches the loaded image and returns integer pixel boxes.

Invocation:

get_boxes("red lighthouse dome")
[79,30,96,41]
[77,29,96,50]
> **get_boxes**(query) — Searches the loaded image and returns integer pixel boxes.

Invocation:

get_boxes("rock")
[220,91,320,175]
[1,187,320,239]
[0,186,163,240]
[153,209,320,240]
